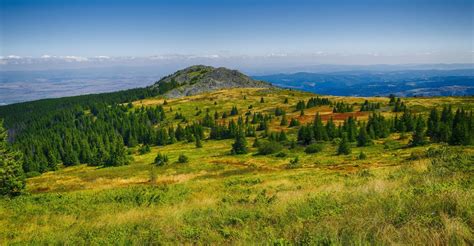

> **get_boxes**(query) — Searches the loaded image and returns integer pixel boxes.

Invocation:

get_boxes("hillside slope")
[1,88,473,244]
[151,65,272,98]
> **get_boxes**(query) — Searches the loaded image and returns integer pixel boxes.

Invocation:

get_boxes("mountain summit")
[151,65,272,97]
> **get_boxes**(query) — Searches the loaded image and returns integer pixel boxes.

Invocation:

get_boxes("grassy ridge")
[1,88,473,244]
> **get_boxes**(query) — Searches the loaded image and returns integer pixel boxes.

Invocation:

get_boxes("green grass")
[1,88,473,244]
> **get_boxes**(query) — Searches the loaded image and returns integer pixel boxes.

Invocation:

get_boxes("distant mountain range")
[254,69,474,97]
[1,65,473,105]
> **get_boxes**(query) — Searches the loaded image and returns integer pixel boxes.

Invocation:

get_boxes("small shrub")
[331,138,341,146]
[358,151,367,160]
[275,152,287,158]
[287,157,301,169]
[154,153,169,166]
[305,143,324,154]
[289,140,297,149]
[407,150,425,160]
[138,144,151,155]
[357,169,373,178]
[429,147,473,174]
[257,141,283,155]
[178,154,189,163]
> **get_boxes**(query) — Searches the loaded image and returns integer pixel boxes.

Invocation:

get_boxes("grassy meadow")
[1,88,473,244]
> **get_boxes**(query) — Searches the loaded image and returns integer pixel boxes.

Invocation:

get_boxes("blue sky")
[0,0,472,65]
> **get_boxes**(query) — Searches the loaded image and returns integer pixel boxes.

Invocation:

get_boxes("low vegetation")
[0,86,473,244]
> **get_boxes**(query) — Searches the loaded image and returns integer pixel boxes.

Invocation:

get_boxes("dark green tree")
[411,116,426,146]
[231,129,248,154]
[154,153,169,166]
[337,133,351,155]
[357,124,372,147]
[426,108,440,141]
[178,154,189,163]
[195,135,203,148]
[0,120,25,196]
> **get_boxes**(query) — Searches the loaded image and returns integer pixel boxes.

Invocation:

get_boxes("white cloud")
[61,56,89,62]
[94,56,110,59]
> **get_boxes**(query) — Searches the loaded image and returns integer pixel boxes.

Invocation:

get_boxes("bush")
[305,143,324,154]
[257,141,283,155]
[154,153,169,166]
[138,144,151,155]
[178,154,189,163]
[358,151,367,160]
[287,157,301,169]
[429,147,473,174]
[337,134,351,155]
[357,169,373,177]
[275,152,287,158]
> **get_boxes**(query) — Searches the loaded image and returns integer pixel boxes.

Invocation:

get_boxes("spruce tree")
[195,135,203,148]
[325,117,337,140]
[231,129,248,154]
[411,116,426,146]
[357,125,372,147]
[278,130,288,142]
[337,133,351,155]
[0,120,25,196]
[313,113,328,141]
[427,108,440,141]
[154,153,169,166]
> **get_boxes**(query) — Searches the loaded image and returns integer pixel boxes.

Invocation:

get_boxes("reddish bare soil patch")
[298,111,369,124]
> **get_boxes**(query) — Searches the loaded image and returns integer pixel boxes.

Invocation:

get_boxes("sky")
[0,0,473,69]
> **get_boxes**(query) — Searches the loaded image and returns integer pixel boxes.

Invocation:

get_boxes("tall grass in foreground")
[0,147,472,244]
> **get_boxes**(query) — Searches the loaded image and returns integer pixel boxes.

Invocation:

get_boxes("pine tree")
[154,153,169,166]
[289,118,300,127]
[357,125,372,147]
[450,109,470,145]
[313,113,328,141]
[231,129,248,154]
[195,135,203,148]
[0,119,25,196]
[278,130,288,142]
[297,125,313,145]
[230,106,239,116]
[426,108,440,141]
[337,133,351,155]
[411,116,426,146]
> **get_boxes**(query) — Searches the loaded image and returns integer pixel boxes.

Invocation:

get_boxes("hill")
[0,67,473,244]
[151,65,272,98]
